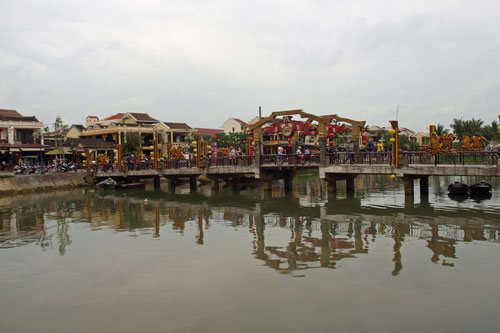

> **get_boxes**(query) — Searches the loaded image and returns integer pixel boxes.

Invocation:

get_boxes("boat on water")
[469,181,492,196]
[447,182,468,196]
[96,177,117,189]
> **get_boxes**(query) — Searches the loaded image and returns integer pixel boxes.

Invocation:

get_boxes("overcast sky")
[1,0,499,131]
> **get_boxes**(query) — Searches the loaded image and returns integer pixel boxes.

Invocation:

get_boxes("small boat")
[469,181,492,196]
[115,182,146,190]
[447,182,468,195]
[96,177,117,189]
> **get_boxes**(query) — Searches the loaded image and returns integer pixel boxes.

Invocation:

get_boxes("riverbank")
[0,172,91,195]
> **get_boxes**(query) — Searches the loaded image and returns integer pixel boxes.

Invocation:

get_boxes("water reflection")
[1,177,499,277]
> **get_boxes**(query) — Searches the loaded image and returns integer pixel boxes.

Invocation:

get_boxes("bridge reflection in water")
[1,179,498,277]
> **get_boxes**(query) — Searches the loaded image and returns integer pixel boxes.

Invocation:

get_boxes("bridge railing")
[160,159,196,169]
[327,152,392,165]
[416,151,498,165]
[325,151,498,166]
[261,154,320,166]
[207,156,254,167]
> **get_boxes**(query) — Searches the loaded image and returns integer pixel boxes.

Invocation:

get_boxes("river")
[1,175,499,332]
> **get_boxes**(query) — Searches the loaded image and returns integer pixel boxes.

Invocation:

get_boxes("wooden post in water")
[153,139,158,170]
[195,135,201,168]
[85,148,91,174]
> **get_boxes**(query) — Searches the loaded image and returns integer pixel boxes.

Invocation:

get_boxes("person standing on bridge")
[230,146,236,165]
[376,140,385,162]
[304,147,311,165]
[296,146,302,165]
[277,145,284,165]
[367,137,376,153]
[344,140,354,164]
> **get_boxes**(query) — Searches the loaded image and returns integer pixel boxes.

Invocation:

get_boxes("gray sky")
[1,0,499,132]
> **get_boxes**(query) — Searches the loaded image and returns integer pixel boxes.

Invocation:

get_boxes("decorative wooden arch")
[248,109,366,141]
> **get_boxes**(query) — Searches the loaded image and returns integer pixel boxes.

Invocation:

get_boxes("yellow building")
[79,112,195,149]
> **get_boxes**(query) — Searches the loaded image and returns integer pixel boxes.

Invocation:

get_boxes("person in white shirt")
[277,146,284,165]
[296,146,303,164]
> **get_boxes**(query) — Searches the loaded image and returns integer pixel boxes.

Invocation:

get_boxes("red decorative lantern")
[362,134,366,139]
[362,128,366,133]
[329,141,333,147]
[250,137,254,142]
[363,140,367,145]
[288,144,292,149]
[287,138,291,143]
[328,125,333,132]
[213,134,217,139]
[250,145,254,150]
[328,132,333,139]
[249,131,253,136]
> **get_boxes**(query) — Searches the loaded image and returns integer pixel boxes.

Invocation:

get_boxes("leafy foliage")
[435,123,449,136]
[121,132,141,154]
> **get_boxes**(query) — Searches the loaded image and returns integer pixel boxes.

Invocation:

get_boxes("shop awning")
[45,148,73,155]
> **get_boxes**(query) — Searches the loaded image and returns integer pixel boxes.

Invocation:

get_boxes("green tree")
[481,120,500,143]
[53,116,68,162]
[451,118,484,138]
[435,123,449,136]
[121,132,141,154]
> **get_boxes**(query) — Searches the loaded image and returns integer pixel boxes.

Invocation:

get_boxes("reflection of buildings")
[1,190,498,277]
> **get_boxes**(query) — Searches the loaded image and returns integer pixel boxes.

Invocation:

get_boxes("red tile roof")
[233,118,248,125]
[87,116,99,119]
[103,113,125,121]
[195,128,223,135]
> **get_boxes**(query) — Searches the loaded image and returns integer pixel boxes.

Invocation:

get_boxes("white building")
[0,109,46,160]
[223,118,248,134]
[85,116,99,128]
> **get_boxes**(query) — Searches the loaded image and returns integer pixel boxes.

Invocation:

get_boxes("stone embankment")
[0,172,92,195]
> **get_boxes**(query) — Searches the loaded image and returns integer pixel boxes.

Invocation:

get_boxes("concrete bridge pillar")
[403,176,415,207]
[232,176,242,190]
[323,176,337,193]
[153,176,161,189]
[190,176,198,191]
[346,178,355,196]
[166,178,176,192]
[419,176,429,199]
[284,172,293,191]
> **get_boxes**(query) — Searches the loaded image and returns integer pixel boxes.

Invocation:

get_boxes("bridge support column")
[166,178,176,192]
[284,173,293,191]
[153,176,161,189]
[323,175,337,193]
[190,176,198,191]
[403,176,414,207]
[419,176,429,199]
[403,176,414,197]
[346,178,355,196]
[232,176,242,190]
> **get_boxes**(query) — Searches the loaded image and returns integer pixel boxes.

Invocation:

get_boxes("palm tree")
[463,118,484,137]
[435,123,449,136]
[450,118,465,138]
[481,120,500,143]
